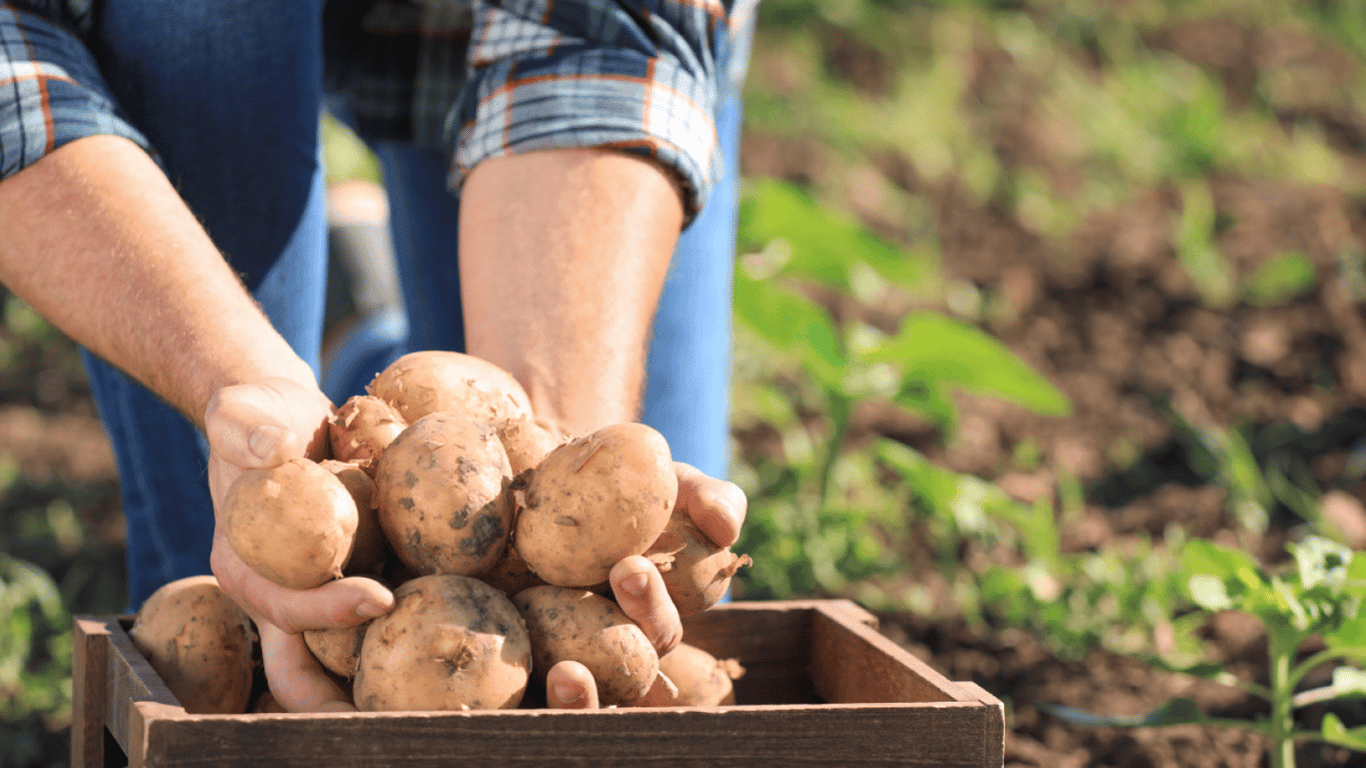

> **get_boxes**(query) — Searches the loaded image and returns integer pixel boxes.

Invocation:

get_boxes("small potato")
[478,541,546,597]
[329,395,407,474]
[496,415,561,476]
[513,585,658,706]
[319,459,387,576]
[354,575,531,711]
[645,513,752,615]
[516,423,677,587]
[367,350,533,425]
[304,621,370,680]
[221,458,359,589]
[638,643,744,707]
[374,413,513,576]
[129,575,257,714]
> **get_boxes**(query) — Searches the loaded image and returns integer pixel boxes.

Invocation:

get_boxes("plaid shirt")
[1,0,756,217]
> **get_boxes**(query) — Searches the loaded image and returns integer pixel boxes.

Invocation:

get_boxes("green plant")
[1,555,73,768]
[1043,535,1366,768]
[731,179,1071,601]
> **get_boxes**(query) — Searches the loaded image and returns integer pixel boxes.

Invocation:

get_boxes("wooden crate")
[73,599,1003,767]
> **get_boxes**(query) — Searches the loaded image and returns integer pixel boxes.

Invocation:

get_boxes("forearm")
[0,135,316,425]
[459,149,684,437]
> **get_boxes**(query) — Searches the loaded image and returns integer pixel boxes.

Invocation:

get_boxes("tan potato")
[515,423,677,587]
[513,585,658,706]
[374,412,513,576]
[319,459,388,576]
[129,575,257,714]
[496,415,561,476]
[221,458,359,589]
[645,513,752,615]
[638,643,744,707]
[303,621,370,679]
[328,395,407,474]
[353,575,531,711]
[367,350,533,425]
[250,689,287,714]
[478,540,546,596]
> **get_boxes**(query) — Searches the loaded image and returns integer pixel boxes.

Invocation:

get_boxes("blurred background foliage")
[8,0,1366,765]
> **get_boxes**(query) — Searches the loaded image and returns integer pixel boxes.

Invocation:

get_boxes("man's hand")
[548,461,748,708]
[203,378,394,712]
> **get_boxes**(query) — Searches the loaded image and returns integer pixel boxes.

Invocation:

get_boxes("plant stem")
[815,393,853,515]
[1269,633,1297,768]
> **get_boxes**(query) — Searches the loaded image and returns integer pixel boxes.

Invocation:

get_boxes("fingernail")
[553,684,582,704]
[249,425,282,460]
[356,601,387,619]
[621,572,649,597]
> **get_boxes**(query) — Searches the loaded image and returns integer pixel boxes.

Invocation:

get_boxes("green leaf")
[1291,535,1354,592]
[1181,538,1261,585]
[1322,713,1366,751]
[739,179,935,291]
[732,268,845,388]
[868,312,1071,415]
[1244,251,1317,308]
[1038,698,1206,728]
[1188,574,1234,611]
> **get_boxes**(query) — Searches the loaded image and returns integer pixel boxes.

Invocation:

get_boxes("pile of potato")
[130,351,749,714]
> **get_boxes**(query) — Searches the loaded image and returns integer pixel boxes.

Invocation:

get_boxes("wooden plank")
[954,682,1005,768]
[103,616,183,766]
[809,603,958,704]
[680,600,817,704]
[137,703,997,767]
[71,617,110,768]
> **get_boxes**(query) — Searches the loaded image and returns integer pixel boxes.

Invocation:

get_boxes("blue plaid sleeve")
[451,0,753,221]
[0,2,151,181]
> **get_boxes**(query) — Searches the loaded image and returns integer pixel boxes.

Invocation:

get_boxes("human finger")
[258,622,356,713]
[609,555,680,654]
[545,660,600,709]
[673,462,746,548]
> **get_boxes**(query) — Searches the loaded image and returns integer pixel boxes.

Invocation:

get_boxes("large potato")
[374,412,513,576]
[367,350,533,425]
[513,585,658,706]
[353,575,531,711]
[220,458,359,589]
[515,423,677,587]
[129,575,257,714]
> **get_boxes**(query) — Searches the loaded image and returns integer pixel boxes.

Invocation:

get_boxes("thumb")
[204,381,319,469]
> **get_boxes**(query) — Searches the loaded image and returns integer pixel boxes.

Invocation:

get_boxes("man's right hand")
[203,378,394,712]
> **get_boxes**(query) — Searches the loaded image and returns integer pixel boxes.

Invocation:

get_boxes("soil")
[7,10,1366,768]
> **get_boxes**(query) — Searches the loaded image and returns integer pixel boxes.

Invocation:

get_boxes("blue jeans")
[83,2,740,609]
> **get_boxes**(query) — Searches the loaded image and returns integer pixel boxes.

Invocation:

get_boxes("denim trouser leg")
[84,1,329,609]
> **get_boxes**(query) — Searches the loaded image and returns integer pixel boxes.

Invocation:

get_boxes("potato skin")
[367,350,533,425]
[513,585,658,706]
[221,458,359,589]
[329,395,407,474]
[129,575,257,714]
[645,513,752,615]
[649,643,743,707]
[320,459,388,576]
[374,412,513,576]
[304,621,369,679]
[516,423,677,587]
[496,415,561,476]
[353,575,531,712]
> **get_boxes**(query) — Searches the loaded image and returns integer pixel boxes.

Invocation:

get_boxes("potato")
[353,575,531,711]
[221,458,359,589]
[515,423,677,587]
[513,585,658,706]
[329,395,407,474]
[374,412,513,576]
[304,620,370,680]
[645,513,752,615]
[367,350,533,425]
[478,540,546,596]
[250,689,287,714]
[129,575,257,714]
[496,415,561,476]
[642,643,744,707]
[319,459,387,576]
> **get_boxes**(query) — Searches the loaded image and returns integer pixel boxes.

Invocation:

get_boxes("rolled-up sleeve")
[450,0,741,221]
[0,2,151,181]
